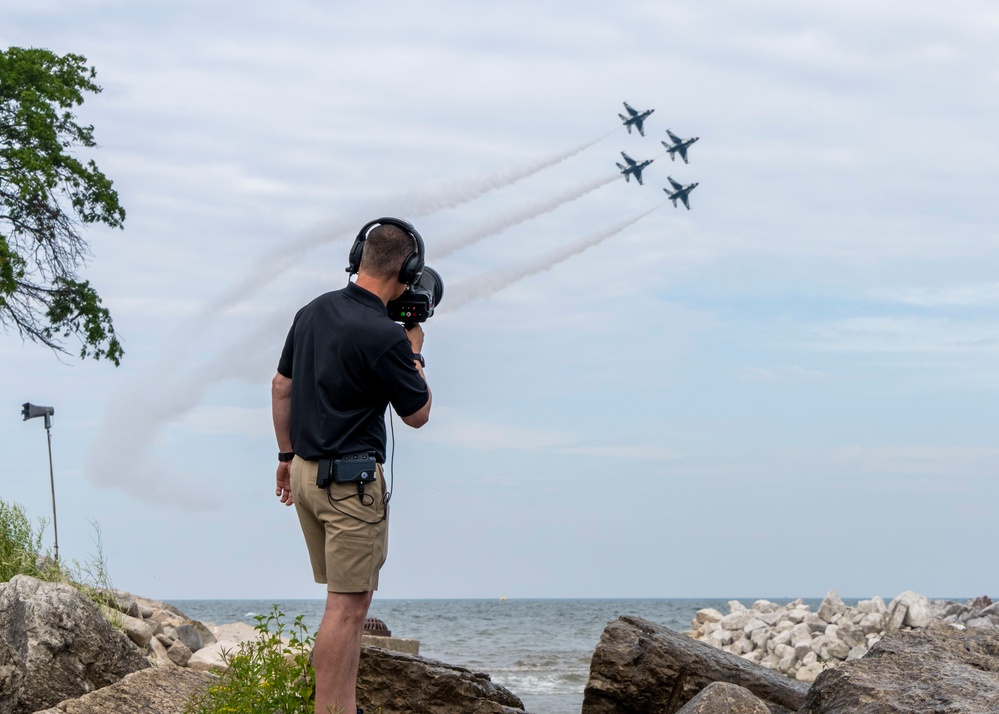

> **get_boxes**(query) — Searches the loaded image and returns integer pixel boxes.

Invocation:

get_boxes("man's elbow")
[272,372,292,399]
[401,399,431,429]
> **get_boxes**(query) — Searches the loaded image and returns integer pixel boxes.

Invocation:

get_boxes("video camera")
[386,266,444,329]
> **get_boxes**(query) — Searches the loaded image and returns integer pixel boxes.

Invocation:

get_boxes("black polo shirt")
[277,282,429,462]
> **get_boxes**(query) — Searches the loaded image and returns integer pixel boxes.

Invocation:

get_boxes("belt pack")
[316,452,378,488]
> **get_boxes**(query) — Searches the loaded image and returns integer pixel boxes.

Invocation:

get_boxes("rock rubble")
[687,589,998,683]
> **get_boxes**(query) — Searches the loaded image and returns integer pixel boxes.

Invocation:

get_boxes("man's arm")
[401,324,431,428]
[271,372,294,505]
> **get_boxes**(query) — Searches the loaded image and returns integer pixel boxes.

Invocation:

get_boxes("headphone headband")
[346,217,425,284]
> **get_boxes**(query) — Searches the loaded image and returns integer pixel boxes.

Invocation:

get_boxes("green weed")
[186,605,323,714]
[0,500,61,583]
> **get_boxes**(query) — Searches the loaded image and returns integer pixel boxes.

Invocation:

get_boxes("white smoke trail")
[431,172,619,260]
[86,309,290,507]
[204,133,610,317]
[86,135,621,507]
[444,206,662,310]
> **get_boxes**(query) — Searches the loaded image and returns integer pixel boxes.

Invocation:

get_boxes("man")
[271,218,432,714]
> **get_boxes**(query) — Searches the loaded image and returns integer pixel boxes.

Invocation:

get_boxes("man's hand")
[275,461,294,506]
[406,323,425,355]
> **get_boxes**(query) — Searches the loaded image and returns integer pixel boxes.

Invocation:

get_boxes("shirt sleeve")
[375,336,429,418]
[277,321,296,377]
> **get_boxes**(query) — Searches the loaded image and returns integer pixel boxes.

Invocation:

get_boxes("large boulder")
[798,626,999,713]
[675,681,771,713]
[187,621,260,672]
[582,616,808,714]
[356,644,528,713]
[31,667,214,713]
[0,576,150,714]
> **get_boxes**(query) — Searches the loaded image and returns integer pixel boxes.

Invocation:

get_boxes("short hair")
[359,224,416,280]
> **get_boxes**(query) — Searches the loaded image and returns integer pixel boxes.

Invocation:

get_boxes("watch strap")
[413,353,425,367]
[278,451,295,462]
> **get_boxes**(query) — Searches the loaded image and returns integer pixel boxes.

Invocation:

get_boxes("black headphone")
[346,217,425,285]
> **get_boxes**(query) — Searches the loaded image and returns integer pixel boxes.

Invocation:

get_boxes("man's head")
[359,223,418,282]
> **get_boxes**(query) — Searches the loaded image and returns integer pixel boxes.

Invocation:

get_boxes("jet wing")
[620,151,637,166]
[623,101,638,117]
[636,172,645,186]
[667,176,683,191]
[677,146,689,163]
[666,129,681,144]
[680,194,691,209]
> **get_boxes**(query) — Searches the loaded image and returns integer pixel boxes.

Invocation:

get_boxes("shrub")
[0,499,61,582]
[186,605,322,714]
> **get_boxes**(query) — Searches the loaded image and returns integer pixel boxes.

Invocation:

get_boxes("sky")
[2,1,998,601]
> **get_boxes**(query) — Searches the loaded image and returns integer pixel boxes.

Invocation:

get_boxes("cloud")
[737,365,829,382]
[425,409,573,451]
[557,445,679,461]
[807,316,999,354]
[181,406,273,439]
[876,284,999,308]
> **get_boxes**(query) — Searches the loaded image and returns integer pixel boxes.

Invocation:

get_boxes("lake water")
[169,596,836,714]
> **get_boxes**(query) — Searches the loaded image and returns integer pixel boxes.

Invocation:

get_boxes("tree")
[1,47,125,365]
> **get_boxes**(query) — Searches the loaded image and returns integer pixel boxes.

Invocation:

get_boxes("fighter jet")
[661,129,699,164]
[618,102,654,137]
[616,152,654,186]
[664,176,699,209]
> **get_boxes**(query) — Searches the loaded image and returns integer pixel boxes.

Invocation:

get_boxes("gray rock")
[111,596,140,619]
[0,575,149,714]
[581,616,808,714]
[674,681,772,713]
[859,611,885,635]
[32,666,213,714]
[846,644,867,660]
[892,591,934,629]
[173,623,203,653]
[979,602,999,618]
[799,626,999,713]
[856,596,887,615]
[166,640,192,667]
[695,608,724,625]
[785,607,808,624]
[835,622,865,649]
[751,600,781,614]
[817,589,847,623]
[147,636,175,668]
[186,622,259,673]
[965,617,997,630]
[805,612,828,633]
[796,661,825,683]
[885,601,908,632]
[790,622,813,648]
[720,611,754,631]
[358,644,526,713]
[119,614,152,649]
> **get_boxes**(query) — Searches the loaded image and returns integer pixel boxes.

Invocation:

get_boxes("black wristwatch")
[278,452,295,462]
[413,353,425,368]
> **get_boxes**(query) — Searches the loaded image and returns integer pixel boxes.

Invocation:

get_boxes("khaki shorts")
[290,457,389,593]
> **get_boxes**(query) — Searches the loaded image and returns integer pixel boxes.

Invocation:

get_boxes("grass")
[185,605,322,714]
[1,498,123,629]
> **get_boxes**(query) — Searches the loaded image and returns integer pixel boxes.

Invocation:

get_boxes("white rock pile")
[688,589,998,683]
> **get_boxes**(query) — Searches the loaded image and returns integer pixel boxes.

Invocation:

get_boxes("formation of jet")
[618,102,654,137]
[664,176,698,210]
[661,129,699,164]
[616,152,654,185]
[616,102,701,209]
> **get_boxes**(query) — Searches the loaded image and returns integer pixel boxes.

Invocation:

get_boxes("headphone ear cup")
[399,252,424,285]
[346,237,365,275]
